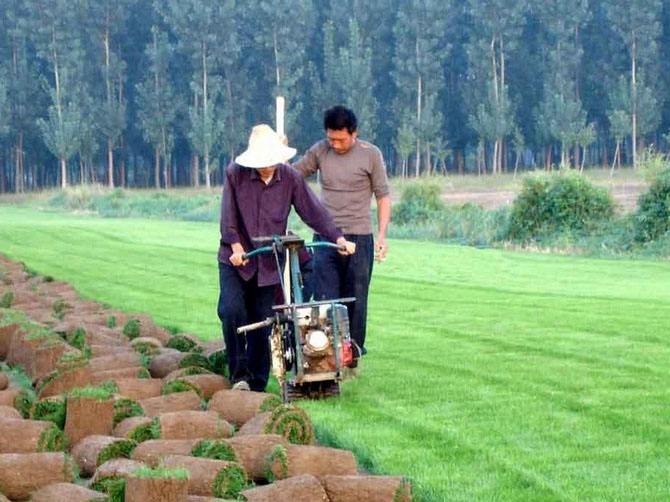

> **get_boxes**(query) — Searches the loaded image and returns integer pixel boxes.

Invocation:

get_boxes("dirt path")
[440,181,647,212]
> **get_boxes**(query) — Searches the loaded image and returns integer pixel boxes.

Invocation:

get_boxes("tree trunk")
[415,70,422,177]
[202,44,211,189]
[631,36,637,169]
[154,147,161,188]
[107,138,114,188]
[60,157,67,189]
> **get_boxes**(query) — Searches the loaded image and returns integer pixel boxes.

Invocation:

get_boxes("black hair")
[323,105,357,134]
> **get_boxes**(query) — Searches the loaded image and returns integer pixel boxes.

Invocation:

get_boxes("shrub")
[507,172,614,241]
[634,164,670,243]
[392,178,445,224]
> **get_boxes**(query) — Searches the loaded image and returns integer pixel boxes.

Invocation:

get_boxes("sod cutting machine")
[237,234,355,402]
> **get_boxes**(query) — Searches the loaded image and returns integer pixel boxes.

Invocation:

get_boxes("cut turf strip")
[208,389,281,427]
[240,473,328,501]
[237,405,315,445]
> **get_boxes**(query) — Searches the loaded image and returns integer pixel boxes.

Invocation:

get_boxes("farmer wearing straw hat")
[217,124,355,392]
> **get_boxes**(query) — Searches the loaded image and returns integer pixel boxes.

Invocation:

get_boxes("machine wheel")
[283,380,340,402]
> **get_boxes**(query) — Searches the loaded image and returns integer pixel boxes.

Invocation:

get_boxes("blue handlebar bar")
[242,240,342,260]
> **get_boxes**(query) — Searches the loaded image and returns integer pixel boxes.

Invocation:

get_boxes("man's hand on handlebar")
[336,236,356,256]
[229,242,249,267]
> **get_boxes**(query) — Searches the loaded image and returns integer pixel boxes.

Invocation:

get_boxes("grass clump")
[91,477,125,502]
[14,388,36,418]
[178,353,211,371]
[106,315,117,328]
[37,424,67,452]
[97,439,136,465]
[191,439,236,461]
[212,463,247,499]
[392,178,445,224]
[69,385,114,401]
[263,444,288,482]
[161,379,202,397]
[129,417,160,443]
[0,291,13,308]
[113,398,144,425]
[122,319,141,340]
[52,299,71,320]
[132,466,189,480]
[166,334,199,352]
[32,396,67,429]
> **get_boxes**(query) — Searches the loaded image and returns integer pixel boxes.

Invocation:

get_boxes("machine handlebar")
[242,240,343,260]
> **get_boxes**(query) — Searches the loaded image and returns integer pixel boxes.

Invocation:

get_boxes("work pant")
[313,233,374,355]
[217,262,275,392]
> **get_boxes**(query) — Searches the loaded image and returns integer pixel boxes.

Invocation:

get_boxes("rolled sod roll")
[237,405,314,445]
[187,497,229,502]
[148,349,187,378]
[162,454,247,499]
[158,410,234,440]
[64,396,115,446]
[266,444,357,481]
[161,378,204,398]
[164,366,214,381]
[0,372,8,391]
[89,352,142,373]
[321,475,413,502]
[0,405,21,419]
[240,473,328,502]
[90,344,134,357]
[71,435,136,477]
[224,434,289,482]
[130,336,163,356]
[172,374,231,400]
[139,391,202,417]
[90,458,147,500]
[91,367,147,384]
[38,366,93,398]
[166,333,202,352]
[30,482,108,501]
[114,416,155,440]
[131,439,199,466]
[208,390,281,427]
[125,470,189,502]
[0,387,20,408]
[0,323,21,359]
[114,377,164,400]
[0,417,66,453]
[0,452,74,500]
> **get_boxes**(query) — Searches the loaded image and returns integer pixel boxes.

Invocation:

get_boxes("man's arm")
[220,164,247,266]
[376,195,391,261]
[292,142,320,178]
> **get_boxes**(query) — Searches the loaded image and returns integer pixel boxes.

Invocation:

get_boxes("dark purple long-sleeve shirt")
[218,162,343,287]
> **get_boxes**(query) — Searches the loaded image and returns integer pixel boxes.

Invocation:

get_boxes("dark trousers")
[313,234,374,354]
[217,262,275,392]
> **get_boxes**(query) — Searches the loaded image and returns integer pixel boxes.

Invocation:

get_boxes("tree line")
[1,0,669,192]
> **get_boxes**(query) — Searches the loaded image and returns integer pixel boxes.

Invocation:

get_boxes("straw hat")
[235,124,296,168]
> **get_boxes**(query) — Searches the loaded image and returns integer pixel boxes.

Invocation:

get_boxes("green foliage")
[14,389,36,418]
[178,353,211,371]
[212,463,247,499]
[32,397,67,429]
[91,477,126,502]
[161,379,201,397]
[97,439,136,466]
[122,319,141,340]
[0,291,13,308]
[129,417,160,443]
[69,385,114,401]
[132,466,189,480]
[166,334,198,352]
[263,444,288,482]
[191,439,236,461]
[113,398,143,425]
[37,424,67,452]
[392,179,445,224]
[106,315,117,328]
[634,165,670,242]
[507,172,614,241]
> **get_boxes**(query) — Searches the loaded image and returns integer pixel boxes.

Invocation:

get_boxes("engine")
[295,303,352,373]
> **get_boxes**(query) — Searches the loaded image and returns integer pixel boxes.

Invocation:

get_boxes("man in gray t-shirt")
[293,106,391,365]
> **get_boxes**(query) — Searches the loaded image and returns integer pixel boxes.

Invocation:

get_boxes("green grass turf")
[1,206,670,500]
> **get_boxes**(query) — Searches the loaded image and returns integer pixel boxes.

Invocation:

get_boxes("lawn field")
[1,206,669,500]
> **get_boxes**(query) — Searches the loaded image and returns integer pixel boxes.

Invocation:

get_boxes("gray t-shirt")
[293,139,390,235]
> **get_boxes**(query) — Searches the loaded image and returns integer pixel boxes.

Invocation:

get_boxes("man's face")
[326,128,357,154]
[258,166,277,180]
